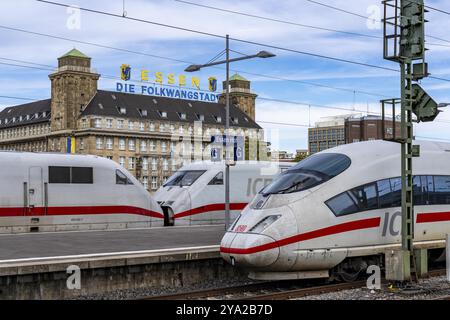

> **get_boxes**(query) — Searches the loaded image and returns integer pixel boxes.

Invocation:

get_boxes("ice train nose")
[220,232,279,268]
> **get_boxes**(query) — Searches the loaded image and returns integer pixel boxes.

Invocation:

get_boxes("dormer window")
[158,111,167,118]
[98,103,104,110]
[111,94,117,100]
[196,114,204,121]
[214,116,222,123]
[138,109,148,117]
[153,99,158,105]
[117,106,126,115]
[177,112,187,120]
[35,113,39,118]
[43,112,47,117]
[231,117,238,124]
[12,117,16,123]
[26,115,30,120]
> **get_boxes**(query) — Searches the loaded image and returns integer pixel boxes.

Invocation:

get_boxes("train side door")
[28,167,45,215]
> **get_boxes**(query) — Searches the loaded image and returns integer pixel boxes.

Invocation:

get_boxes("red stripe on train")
[416,211,450,223]
[220,217,382,255]
[173,203,248,219]
[0,206,164,219]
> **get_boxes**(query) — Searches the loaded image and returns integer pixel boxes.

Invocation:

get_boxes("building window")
[178,112,187,120]
[128,121,134,130]
[151,158,157,171]
[106,138,113,150]
[129,139,135,151]
[119,156,125,167]
[179,126,184,134]
[160,123,166,132]
[171,159,177,171]
[142,157,149,171]
[353,139,360,143]
[96,137,103,149]
[117,119,124,129]
[139,122,145,131]
[79,138,84,150]
[163,159,169,171]
[106,119,113,128]
[128,157,135,170]
[158,111,167,118]
[151,176,158,190]
[94,118,102,128]
[149,122,155,131]
[142,176,148,190]
[161,141,167,153]
[119,138,126,150]
[149,140,156,151]
[140,140,147,152]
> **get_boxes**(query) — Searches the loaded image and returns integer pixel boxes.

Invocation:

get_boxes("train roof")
[320,139,450,161]
[0,151,115,166]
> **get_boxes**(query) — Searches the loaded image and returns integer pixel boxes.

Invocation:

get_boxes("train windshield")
[163,170,206,187]
[261,153,351,195]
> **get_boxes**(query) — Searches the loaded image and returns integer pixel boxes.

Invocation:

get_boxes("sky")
[1,0,450,153]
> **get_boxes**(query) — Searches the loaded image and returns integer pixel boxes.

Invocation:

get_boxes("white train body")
[154,161,293,226]
[221,140,450,280]
[0,152,164,233]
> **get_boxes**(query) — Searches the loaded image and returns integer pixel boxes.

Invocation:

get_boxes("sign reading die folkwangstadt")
[116,64,220,103]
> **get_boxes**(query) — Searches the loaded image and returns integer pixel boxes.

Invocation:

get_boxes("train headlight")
[249,215,281,233]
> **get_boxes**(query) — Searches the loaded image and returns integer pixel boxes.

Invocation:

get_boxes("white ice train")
[0,152,164,233]
[154,161,294,226]
[221,140,450,281]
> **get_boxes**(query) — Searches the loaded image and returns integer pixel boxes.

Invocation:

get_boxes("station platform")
[0,225,242,299]
[0,225,225,261]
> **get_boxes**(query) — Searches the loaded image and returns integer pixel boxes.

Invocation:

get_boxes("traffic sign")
[211,147,222,162]
[211,135,245,162]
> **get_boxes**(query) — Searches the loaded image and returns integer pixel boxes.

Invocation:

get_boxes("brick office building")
[0,49,265,191]
[308,114,401,154]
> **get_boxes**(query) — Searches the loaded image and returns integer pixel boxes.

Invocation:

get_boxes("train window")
[163,170,206,187]
[350,183,378,212]
[377,179,393,209]
[262,153,351,196]
[116,170,133,185]
[208,172,223,185]
[430,176,450,205]
[325,192,359,217]
[290,153,351,178]
[49,166,71,184]
[71,167,93,184]
[413,176,429,205]
[390,177,402,207]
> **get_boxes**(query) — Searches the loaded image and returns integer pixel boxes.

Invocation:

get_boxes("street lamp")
[185,34,276,230]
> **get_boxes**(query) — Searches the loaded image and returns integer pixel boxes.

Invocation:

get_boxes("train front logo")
[120,64,131,81]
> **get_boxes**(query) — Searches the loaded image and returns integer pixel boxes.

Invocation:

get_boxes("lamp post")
[185,34,275,229]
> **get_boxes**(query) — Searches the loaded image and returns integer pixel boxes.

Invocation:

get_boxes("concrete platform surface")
[0,225,225,261]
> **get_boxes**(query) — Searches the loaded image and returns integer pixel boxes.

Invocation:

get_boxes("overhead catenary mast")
[382,0,442,282]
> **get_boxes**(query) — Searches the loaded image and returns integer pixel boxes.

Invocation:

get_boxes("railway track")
[145,268,448,300]
[143,281,289,300]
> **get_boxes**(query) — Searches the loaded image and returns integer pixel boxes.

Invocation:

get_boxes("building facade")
[308,115,347,154]
[0,49,264,192]
[308,114,401,154]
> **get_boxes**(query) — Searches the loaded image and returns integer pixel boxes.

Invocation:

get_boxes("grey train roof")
[0,90,261,130]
